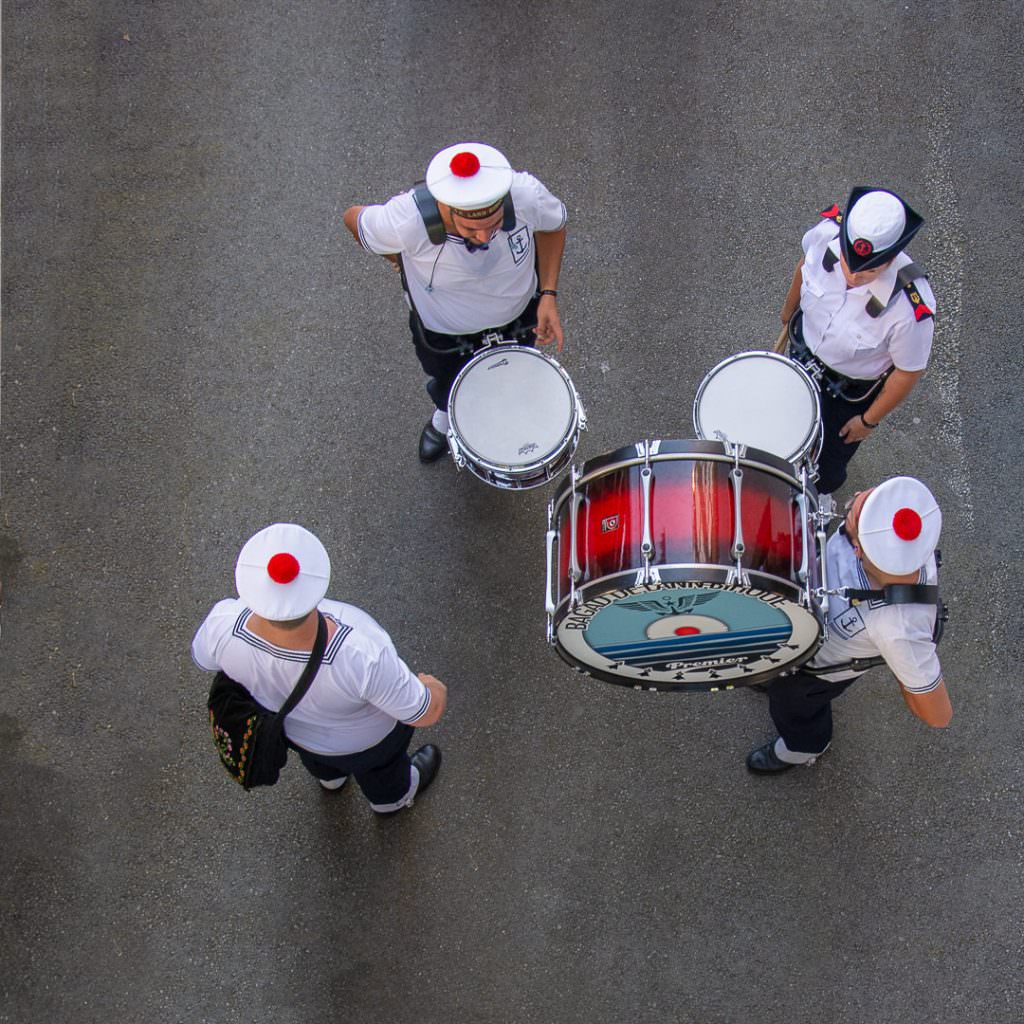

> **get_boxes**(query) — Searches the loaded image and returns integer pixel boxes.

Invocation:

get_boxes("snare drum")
[693,351,822,471]
[544,440,825,691]
[448,344,586,490]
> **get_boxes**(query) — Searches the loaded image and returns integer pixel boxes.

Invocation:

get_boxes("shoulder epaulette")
[864,261,933,320]
[819,203,843,225]
[898,262,933,321]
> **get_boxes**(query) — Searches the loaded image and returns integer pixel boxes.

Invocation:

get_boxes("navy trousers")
[289,722,415,805]
[766,670,860,755]
[815,387,872,496]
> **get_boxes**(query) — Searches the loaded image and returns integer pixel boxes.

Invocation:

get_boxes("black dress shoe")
[418,422,448,463]
[746,740,798,774]
[410,744,441,798]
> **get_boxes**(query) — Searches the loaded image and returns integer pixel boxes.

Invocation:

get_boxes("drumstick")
[772,324,788,354]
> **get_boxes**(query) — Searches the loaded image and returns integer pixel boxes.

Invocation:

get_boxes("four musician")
[342,142,567,464]
[197,153,954,797]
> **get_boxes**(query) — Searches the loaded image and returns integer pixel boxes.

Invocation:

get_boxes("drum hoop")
[552,636,823,692]
[448,346,580,470]
[460,430,581,481]
[692,351,822,462]
[551,451,809,517]
[551,565,812,622]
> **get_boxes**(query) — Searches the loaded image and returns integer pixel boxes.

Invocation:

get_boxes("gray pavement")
[3,1,1023,1022]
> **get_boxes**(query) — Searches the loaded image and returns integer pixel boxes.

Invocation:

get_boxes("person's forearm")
[534,227,566,292]
[901,681,952,727]
[343,205,365,242]
[413,672,447,727]
[863,368,922,425]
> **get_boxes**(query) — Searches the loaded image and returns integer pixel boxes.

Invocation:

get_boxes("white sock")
[774,736,827,765]
[431,409,450,432]
[369,764,420,814]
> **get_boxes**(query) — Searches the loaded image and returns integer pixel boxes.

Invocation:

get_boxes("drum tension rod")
[639,442,654,583]
[724,439,749,587]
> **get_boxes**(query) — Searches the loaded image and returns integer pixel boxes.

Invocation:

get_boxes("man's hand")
[414,672,448,727]
[839,414,875,444]
[534,295,564,352]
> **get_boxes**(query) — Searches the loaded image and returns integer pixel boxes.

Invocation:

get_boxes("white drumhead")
[695,352,818,462]
[449,347,576,467]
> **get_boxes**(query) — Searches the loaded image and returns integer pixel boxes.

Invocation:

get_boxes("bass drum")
[544,440,824,691]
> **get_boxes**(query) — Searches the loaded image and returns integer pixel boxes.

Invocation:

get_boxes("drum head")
[555,579,822,690]
[449,347,576,467]
[694,353,819,463]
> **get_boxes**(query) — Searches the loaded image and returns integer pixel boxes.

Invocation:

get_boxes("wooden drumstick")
[772,323,789,354]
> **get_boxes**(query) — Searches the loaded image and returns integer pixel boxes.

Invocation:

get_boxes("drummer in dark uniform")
[343,142,567,464]
[779,188,936,497]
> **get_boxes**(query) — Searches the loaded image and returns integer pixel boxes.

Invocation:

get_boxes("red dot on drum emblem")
[267,552,300,584]
[675,626,701,636]
[450,151,481,177]
[892,508,922,541]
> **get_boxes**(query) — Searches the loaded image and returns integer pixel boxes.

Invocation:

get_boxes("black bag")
[207,613,327,789]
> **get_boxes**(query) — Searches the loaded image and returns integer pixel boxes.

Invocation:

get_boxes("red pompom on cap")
[675,626,701,636]
[450,151,481,177]
[891,508,922,541]
[267,552,301,584]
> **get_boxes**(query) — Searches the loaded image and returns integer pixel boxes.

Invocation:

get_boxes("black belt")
[788,311,890,404]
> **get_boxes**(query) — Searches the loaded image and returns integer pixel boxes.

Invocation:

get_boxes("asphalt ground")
[2,2,1023,1022]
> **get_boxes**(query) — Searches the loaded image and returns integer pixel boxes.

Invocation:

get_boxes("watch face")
[555,581,821,690]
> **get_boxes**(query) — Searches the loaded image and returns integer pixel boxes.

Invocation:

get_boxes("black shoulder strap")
[845,583,940,605]
[844,549,947,646]
[278,613,328,718]
[865,260,933,320]
[412,182,517,245]
[412,183,446,245]
[500,192,516,231]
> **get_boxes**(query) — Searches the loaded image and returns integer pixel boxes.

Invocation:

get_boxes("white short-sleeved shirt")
[799,219,936,379]
[807,530,942,692]
[192,598,430,755]
[357,171,567,335]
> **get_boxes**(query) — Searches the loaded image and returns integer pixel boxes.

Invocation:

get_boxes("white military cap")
[840,186,923,272]
[235,523,331,619]
[858,477,942,575]
[425,142,513,213]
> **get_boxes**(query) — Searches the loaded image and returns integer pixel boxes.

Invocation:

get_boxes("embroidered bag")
[207,612,327,789]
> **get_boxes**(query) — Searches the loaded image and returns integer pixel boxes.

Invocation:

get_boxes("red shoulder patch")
[819,203,841,221]
[913,303,933,322]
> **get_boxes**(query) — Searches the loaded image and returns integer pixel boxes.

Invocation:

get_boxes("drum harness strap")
[397,183,531,357]
[788,312,890,403]
[805,538,948,678]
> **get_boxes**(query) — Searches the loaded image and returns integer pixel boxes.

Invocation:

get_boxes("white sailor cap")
[235,523,331,620]
[425,142,513,215]
[840,186,924,272]
[857,477,942,575]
